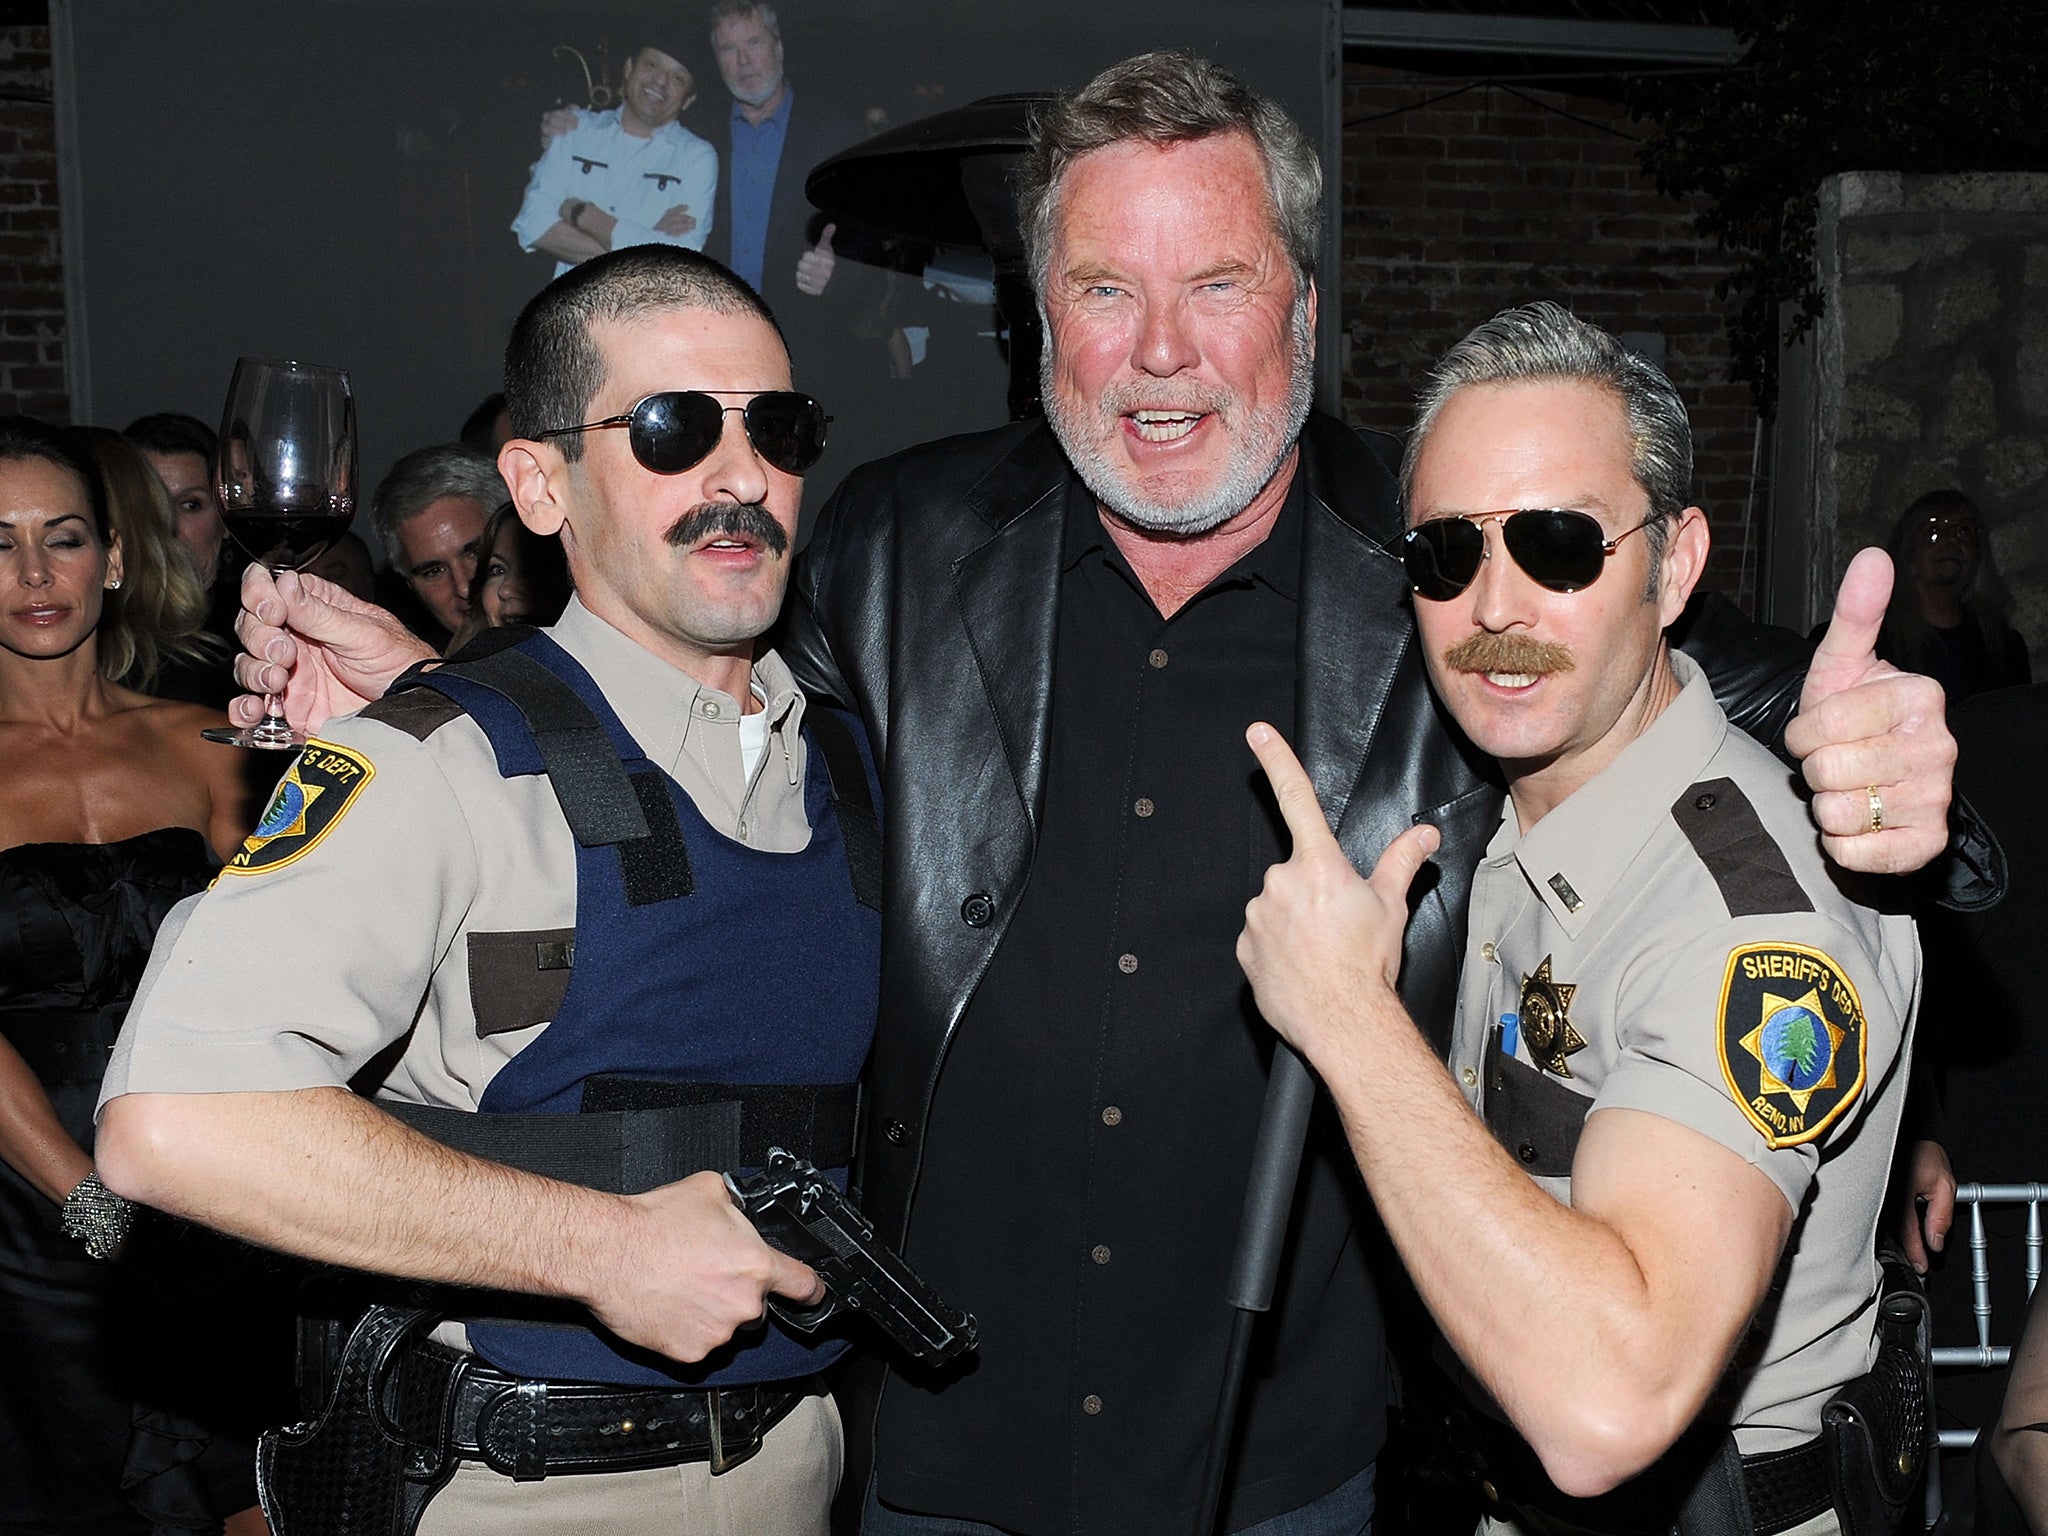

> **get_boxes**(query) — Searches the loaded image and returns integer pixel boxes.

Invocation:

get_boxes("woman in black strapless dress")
[0,418,269,1533]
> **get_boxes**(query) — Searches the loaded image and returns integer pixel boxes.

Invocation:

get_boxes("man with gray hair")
[1238,302,1920,1535]
[370,442,504,645]
[786,54,1952,1536]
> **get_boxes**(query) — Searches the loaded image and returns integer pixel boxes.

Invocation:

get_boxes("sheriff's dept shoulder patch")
[225,740,375,877]
[1717,942,1867,1149]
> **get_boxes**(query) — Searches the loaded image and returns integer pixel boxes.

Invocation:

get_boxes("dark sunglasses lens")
[629,392,725,475]
[743,392,829,473]
[1403,519,1484,601]
[1503,510,1608,592]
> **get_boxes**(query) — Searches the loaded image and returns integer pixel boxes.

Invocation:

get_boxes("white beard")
[1042,291,1316,536]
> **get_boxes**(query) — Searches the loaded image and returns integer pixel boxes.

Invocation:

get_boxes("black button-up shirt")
[876,473,1388,1533]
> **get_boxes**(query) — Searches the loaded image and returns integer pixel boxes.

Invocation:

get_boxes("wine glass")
[201,358,358,749]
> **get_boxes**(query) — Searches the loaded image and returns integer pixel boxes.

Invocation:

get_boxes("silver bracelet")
[60,1170,134,1260]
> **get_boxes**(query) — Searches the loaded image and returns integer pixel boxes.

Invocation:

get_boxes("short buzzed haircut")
[123,412,218,464]
[1016,51,1323,302]
[1403,301,1692,585]
[502,245,783,462]
[370,443,505,568]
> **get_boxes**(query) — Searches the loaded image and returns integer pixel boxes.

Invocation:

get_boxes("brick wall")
[0,24,64,420]
[1339,63,1761,604]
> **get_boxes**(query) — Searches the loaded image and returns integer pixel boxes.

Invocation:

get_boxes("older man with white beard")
[221,51,1960,1536]
[782,54,1955,1536]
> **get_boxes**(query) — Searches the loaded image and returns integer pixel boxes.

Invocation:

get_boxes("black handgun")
[725,1148,978,1366]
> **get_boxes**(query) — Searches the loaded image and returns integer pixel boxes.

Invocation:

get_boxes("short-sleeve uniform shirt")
[103,599,811,1111]
[1450,652,1920,1454]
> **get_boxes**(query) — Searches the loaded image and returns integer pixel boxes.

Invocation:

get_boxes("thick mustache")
[664,503,789,557]
[1098,380,1229,418]
[1443,631,1575,676]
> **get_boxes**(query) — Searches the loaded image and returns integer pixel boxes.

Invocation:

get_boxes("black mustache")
[663,503,789,557]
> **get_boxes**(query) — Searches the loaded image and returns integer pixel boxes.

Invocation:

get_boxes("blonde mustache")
[1443,632,1575,675]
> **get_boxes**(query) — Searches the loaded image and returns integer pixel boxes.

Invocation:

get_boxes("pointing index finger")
[1247,722,1339,853]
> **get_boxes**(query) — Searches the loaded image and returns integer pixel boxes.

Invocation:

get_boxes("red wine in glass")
[201,357,358,750]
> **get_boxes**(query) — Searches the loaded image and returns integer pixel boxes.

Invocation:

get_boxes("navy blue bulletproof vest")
[410,630,880,1387]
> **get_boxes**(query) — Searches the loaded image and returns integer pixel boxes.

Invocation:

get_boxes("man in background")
[541,5,865,404]
[514,42,718,277]
[369,443,501,648]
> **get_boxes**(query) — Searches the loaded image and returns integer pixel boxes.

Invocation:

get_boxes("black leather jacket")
[782,410,1813,1249]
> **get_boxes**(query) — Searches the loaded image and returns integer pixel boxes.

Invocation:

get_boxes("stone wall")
[0,24,65,420]
[1774,171,2048,666]
[1340,63,1762,603]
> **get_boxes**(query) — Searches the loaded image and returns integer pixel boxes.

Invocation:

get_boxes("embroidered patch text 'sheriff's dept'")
[225,740,375,876]
[1717,942,1867,1149]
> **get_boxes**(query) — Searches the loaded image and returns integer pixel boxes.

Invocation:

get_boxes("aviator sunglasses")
[1401,509,1656,601]
[536,389,830,476]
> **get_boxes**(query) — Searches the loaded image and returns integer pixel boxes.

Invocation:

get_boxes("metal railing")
[1924,1183,2048,1527]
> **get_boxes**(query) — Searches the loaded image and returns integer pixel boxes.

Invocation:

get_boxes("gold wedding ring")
[1866,785,1885,834]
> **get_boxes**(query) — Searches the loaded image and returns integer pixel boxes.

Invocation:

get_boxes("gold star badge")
[1519,956,1586,1077]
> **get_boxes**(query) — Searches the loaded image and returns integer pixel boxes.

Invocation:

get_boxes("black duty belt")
[1471,1438,1831,1536]
[1739,1437,1834,1536]
[1448,1387,1835,1536]
[394,1332,804,1479]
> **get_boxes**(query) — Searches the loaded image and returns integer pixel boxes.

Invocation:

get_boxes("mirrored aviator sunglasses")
[538,390,830,476]
[1400,509,1652,601]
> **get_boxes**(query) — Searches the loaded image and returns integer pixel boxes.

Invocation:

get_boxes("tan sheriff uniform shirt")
[103,598,814,1111]
[1449,652,1919,1455]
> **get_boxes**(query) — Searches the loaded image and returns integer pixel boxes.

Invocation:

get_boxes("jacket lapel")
[948,463,1071,836]
[1294,414,1415,837]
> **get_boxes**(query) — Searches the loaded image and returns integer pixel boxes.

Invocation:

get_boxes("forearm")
[1310,996,1773,1494]
[0,1038,91,1202]
[97,1087,614,1302]
[534,221,607,263]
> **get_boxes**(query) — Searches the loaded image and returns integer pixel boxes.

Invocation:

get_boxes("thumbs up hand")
[1783,547,1954,873]
[794,223,837,296]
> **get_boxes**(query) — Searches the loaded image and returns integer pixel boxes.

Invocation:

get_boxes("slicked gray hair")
[1402,302,1691,588]
[1017,50,1322,303]
[370,443,507,568]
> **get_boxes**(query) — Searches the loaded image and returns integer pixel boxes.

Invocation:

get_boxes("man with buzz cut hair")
[369,442,505,646]
[1239,302,1921,1536]
[96,244,871,1533]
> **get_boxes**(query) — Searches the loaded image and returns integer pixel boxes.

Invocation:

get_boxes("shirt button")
[1101,1105,1123,1127]
[1133,797,1155,818]
[1517,1141,1538,1165]
[1461,1067,1477,1087]
[1091,1244,1112,1265]
[1148,648,1168,669]
[737,818,750,840]
[702,700,722,718]
[1480,942,1497,963]
[1117,953,1138,974]
[1082,1394,1103,1416]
